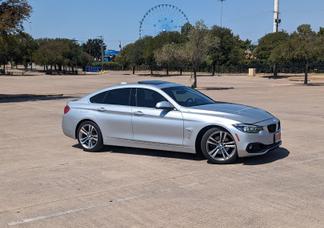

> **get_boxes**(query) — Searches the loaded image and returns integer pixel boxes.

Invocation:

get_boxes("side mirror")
[155,101,174,110]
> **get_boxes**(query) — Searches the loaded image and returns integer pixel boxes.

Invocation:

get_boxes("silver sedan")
[62,80,282,164]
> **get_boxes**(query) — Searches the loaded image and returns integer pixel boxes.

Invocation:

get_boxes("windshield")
[162,86,215,107]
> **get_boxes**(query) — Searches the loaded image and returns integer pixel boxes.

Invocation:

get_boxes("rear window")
[90,92,106,104]
[90,88,131,106]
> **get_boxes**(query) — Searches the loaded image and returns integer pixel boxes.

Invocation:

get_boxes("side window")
[104,88,131,106]
[90,92,106,104]
[166,89,193,106]
[136,88,167,108]
[130,88,136,106]
[90,88,131,106]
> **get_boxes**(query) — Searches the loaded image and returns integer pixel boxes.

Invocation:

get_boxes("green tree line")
[117,22,324,86]
[0,0,105,74]
[1,0,323,85]
[0,33,103,74]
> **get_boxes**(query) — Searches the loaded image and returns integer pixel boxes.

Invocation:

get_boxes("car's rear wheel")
[77,121,103,152]
[201,127,237,164]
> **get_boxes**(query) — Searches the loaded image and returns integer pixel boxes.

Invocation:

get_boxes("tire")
[201,127,237,164]
[77,121,103,152]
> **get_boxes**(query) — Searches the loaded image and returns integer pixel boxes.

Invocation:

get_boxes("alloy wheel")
[78,124,99,150]
[205,130,237,162]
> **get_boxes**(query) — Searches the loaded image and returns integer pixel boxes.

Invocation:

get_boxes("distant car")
[62,80,282,164]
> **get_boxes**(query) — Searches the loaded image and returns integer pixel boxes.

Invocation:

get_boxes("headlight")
[234,124,264,133]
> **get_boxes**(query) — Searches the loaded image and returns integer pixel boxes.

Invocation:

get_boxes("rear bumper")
[62,114,77,139]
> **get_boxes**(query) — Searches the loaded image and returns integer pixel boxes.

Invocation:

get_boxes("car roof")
[137,80,183,89]
[111,80,183,89]
[82,81,183,101]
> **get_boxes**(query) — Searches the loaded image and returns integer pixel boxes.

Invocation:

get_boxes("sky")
[24,0,324,49]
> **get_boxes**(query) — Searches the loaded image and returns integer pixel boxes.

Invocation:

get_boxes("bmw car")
[62,80,282,164]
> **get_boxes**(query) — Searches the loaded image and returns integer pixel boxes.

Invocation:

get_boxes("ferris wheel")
[139,4,190,38]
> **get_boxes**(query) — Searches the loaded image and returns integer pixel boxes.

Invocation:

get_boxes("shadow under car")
[73,144,289,164]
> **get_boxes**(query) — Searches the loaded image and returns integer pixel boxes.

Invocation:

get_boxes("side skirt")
[104,137,196,154]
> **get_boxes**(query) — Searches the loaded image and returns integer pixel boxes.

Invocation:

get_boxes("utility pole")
[219,0,226,27]
[28,21,33,71]
[273,0,281,78]
[98,35,104,71]
[273,0,281,32]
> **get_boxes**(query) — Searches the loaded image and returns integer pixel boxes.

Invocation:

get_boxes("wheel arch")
[195,124,232,155]
[75,119,100,139]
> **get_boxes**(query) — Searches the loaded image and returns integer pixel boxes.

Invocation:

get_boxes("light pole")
[273,0,281,78]
[98,36,104,71]
[219,0,226,27]
[28,20,33,71]
[273,0,281,32]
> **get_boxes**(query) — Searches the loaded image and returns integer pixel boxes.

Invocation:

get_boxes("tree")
[82,38,106,61]
[255,31,289,77]
[155,43,190,76]
[117,42,144,74]
[181,23,194,37]
[173,44,190,75]
[33,38,91,74]
[0,0,32,73]
[206,26,249,76]
[289,25,318,84]
[144,32,186,75]
[270,25,319,84]
[319,27,324,36]
[10,32,38,69]
[114,49,128,70]
[78,52,93,70]
[154,30,187,46]
[141,36,155,75]
[316,27,324,63]
[206,26,221,75]
[116,31,187,75]
[155,43,176,76]
[186,21,209,88]
[0,0,31,34]
[0,34,10,72]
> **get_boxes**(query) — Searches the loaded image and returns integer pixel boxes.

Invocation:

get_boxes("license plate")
[274,132,281,143]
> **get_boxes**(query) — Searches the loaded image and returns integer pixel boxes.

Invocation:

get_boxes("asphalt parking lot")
[1,72,324,227]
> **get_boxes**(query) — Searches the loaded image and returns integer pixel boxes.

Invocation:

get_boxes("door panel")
[132,108,183,145]
[100,104,133,140]
[89,88,133,141]
[132,88,183,145]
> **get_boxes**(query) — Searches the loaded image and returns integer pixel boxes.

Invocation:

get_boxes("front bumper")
[246,141,282,154]
[232,119,282,158]
[236,132,282,157]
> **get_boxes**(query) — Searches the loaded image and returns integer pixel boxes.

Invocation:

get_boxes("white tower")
[273,0,281,32]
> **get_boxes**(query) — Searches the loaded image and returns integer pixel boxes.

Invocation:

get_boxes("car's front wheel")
[77,121,103,152]
[201,127,238,164]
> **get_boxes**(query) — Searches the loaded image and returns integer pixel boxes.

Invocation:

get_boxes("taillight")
[64,105,70,114]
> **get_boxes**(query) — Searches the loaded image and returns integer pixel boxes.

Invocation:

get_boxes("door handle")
[134,111,144,116]
[97,107,107,112]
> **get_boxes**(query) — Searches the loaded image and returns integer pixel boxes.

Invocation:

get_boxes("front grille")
[267,124,277,133]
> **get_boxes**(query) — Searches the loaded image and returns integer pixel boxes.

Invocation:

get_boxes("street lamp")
[219,0,226,27]
[98,36,104,71]
[273,0,281,32]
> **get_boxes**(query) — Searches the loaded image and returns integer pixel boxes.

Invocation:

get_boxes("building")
[104,50,120,62]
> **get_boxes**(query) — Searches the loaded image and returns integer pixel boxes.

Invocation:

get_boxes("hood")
[188,103,274,124]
